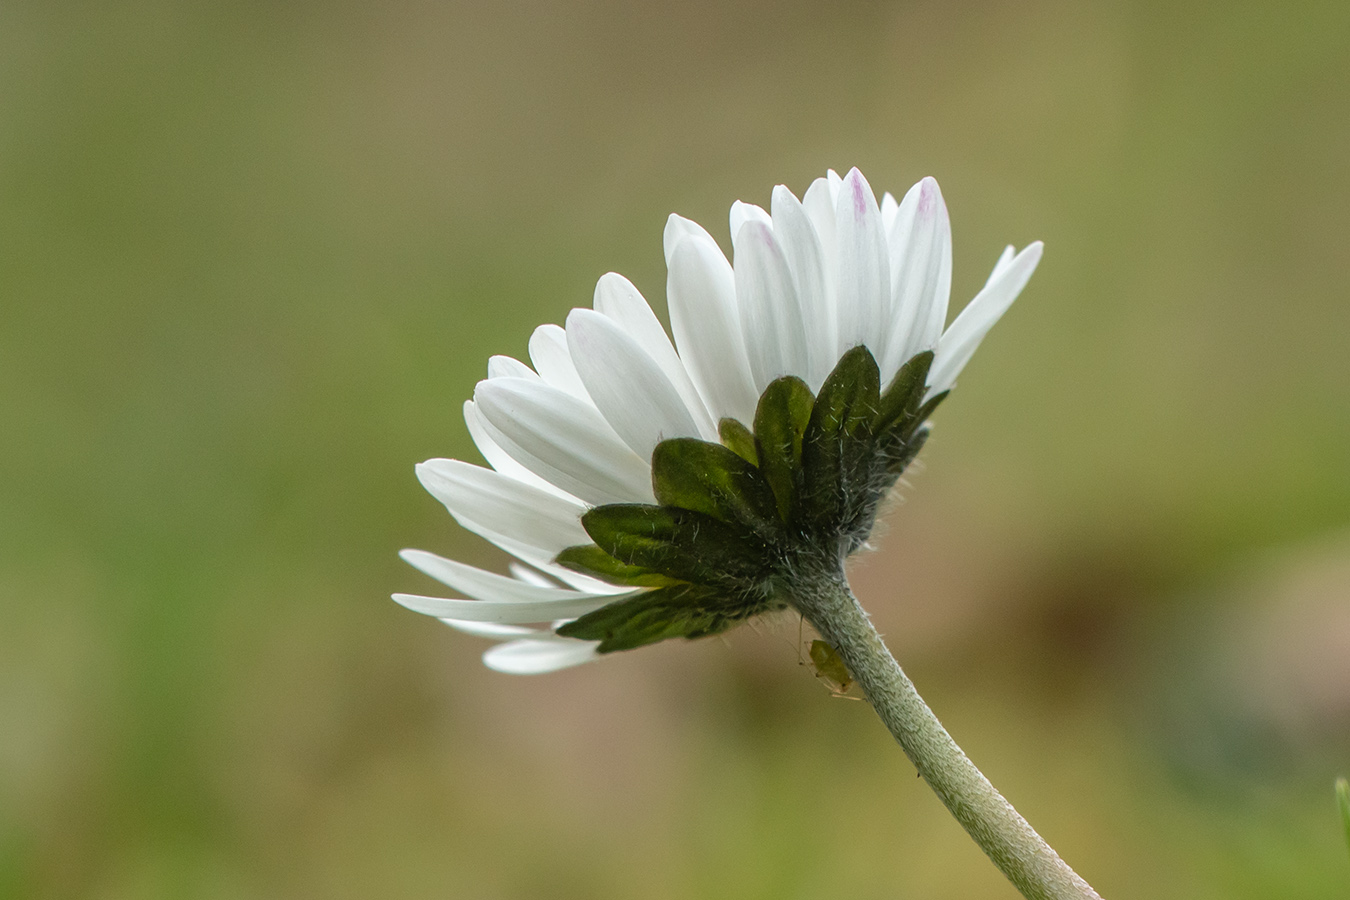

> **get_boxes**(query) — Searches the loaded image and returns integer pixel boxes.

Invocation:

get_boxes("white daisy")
[395,167,1042,674]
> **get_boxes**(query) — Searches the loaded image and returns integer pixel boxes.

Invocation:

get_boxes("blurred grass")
[2,0,1350,897]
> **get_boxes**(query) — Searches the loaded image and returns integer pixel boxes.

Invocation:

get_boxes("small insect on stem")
[808,639,861,700]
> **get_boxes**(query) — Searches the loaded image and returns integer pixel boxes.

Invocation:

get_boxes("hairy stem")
[788,572,1103,900]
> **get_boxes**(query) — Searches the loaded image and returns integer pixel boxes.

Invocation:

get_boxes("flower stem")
[788,572,1103,900]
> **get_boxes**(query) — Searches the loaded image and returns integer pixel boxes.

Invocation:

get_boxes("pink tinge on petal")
[917,177,937,217]
[850,167,871,216]
[834,168,889,356]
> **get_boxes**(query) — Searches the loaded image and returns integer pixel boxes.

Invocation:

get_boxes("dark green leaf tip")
[875,349,935,435]
[903,390,948,440]
[798,346,882,529]
[555,544,677,588]
[753,375,815,522]
[556,583,751,653]
[811,345,882,438]
[581,503,771,585]
[718,418,758,465]
[651,437,780,534]
[886,423,930,475]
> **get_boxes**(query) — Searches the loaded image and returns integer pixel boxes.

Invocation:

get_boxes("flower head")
[395,167,1042,673]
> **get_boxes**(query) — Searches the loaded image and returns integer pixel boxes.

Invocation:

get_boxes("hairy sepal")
[718,418,758,466]
[885,423,931,475]
[752,376,815,522]
[555,543,678,587]
[553,347,948,655]
[556,582,752,652]
[651,438,780,537]
[581,504,771,584]
[874,350,933,435]
[798,346,881,533]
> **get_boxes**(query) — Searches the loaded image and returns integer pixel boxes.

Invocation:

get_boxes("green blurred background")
[3,0,1350,897]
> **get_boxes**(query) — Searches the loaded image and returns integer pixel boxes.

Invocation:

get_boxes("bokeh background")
[3,0,1350,897]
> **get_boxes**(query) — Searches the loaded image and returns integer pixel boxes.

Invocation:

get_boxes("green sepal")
[874,350,934,435]
[556,582,746,653]
[875,376,945,475]
[886,423,931,474]
[554,543,678,588]
[651,438,780,535]
[799,346,881,528]
[810,346,881,439]
[902,390,948,440]
[581,503,772,585]
[718,418,758,465]
[752,375,815,522]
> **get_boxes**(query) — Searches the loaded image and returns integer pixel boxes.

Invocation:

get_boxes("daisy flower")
[387,168,1103,900]
[394,167,1042,674]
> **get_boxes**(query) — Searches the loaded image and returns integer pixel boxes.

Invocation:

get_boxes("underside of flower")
[388,167,1102,900]
[555,345,942,652]
[393,166,1042,673]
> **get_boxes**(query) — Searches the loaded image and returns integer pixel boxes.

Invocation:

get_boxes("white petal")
[929,242,1044,394]
[566,308,703,459]
[880,177,953,382]
[440,619,544,639]
[463,400,577,499]
[544,571,630,595]
[733,220,810,391]
[528,324,590,401]
[487,355,538,381]
[663,213,716,266]
[475,377,655,505]
[802,177,839,303]
[508,562,557,588]
[826,169,843,201]
[393,592,613,623]
[729,200,772,241]
[483,638,601,674]
[985,245,1016,286]
[803,178,836,239]
[592,273,716,438]
[415,457,590,558]
[876,181,924,373]
[665,230,760,425]
[903,179,954,358]
[834,168,890,358]
[770,184,835,388]
[469,406,605,510]
[469,527,632,595]
[880,191,899,235]
[400,548,629,605]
